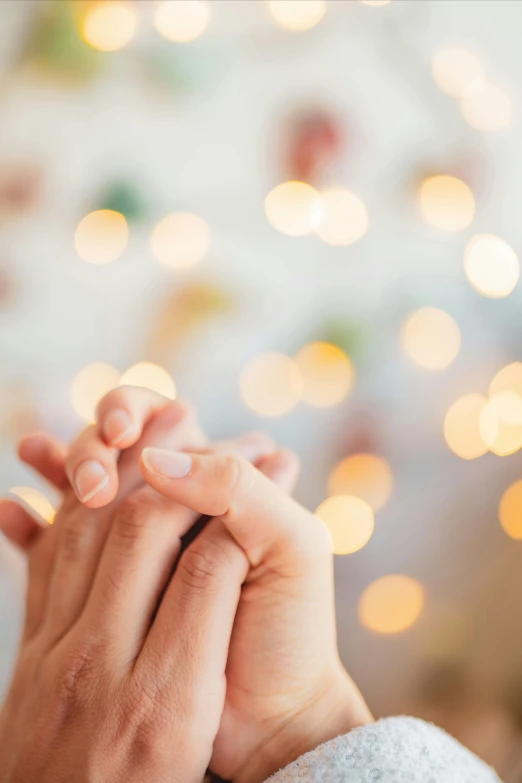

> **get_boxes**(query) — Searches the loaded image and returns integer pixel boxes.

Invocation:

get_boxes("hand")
[0,394,270,783]
[140,447,373,783]
[0,397,251,782]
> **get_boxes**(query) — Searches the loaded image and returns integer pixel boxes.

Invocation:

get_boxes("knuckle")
[217,455,256,521]
[46,640,99,712]
[59,510,96,564]
[178,537,235,592]
[112,498,151,551]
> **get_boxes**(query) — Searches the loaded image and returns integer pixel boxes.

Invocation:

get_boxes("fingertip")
[100,408,136,447]
[71,459,115,507]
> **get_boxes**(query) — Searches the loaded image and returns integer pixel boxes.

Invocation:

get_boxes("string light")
[328,454,393,512]
[444,393,489,460]
[499,481,522,540]
[431,47,484,98]
[119,362,176,399]
[464,234,519,299]
[402,307,461,371]
[240,353,303,417]
[461,83,513,133]
[82,2,138,52]
[150,212,211,269]
[315,495,374,555]
[264,181,324,237]
[479,401,522,456]
[419,175,475,232]
[315,188,369,246]
[359,575,424,634]
[490,363,522,399]
[75,210,129,264]
[267,0,326,31]
[294,342,354,408]
[71,362,121,421]
[9,487,55,524]
[154,0,210,43]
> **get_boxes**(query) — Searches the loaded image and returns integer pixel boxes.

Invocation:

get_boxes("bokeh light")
[267,0,326,31]
[464,234,519,299]
[431,47,484,98]
[315,495,374,555]
[360,0,392,6]
[402,307,461,371]
[490,362,522,399]
[315,188,369,246]
[328,454,393,512]
[419,175,475,232]
[82,1,138,52]
[71,362,121,421]
[154,0,210,43]
[359,575,424,634]
[460,83,513,133]
[119,362,176,399]
[499,480,522,540]
[444,393,489,460]
[294,341,354,408]
[240,352,303,417]
[9,486,55,524]
[264,181,324,237]
[75,210,129,264]
[479,400,522,456]
[151,211,211,270]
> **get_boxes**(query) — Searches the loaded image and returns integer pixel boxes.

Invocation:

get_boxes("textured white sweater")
[265,717,501,782]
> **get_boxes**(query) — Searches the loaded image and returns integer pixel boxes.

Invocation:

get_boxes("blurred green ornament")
[98,180,149,223]
[23,0,101,82]
[321,318,369,361]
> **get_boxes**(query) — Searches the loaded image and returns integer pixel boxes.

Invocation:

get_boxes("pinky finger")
[18,432,68,491]
[257,448,301,495]
[0,499,47,551]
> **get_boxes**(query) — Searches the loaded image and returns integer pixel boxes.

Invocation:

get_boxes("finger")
[257,448,301,494]
[43,403,204,647]
[24,523,59,640]
[137,518,248,754]
[212,431,276,462]
[18,433,68,491]
[80,486,198,660]
[66,398,204,508]
[0,498,46,551]
[140,449,328,573]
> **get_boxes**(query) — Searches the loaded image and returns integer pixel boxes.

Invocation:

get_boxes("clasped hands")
[0,388,371,783]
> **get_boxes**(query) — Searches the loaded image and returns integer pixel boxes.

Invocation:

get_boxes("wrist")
[233,667,373,783]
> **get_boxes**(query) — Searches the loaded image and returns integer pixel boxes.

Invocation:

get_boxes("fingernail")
[74,460,109,503]
[142,448,192,479]
[102,409,133,446]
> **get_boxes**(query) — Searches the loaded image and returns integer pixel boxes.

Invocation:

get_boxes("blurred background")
[2,0,522,776]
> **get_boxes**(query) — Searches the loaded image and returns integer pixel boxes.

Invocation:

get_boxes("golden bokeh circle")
[328,454,393,512]
[151,212,211,270]
[419,175,475,232]
[71,362,121,422]
[464,234,519,299]
[267,0,327,31]
[315,188,369,246]
[119,362,176,399]
[444,393,488,460]
[82,1,138,52]
[294,342,354,408]
[9,486,56,524]
[75,210,129,264]
[315,495,374,555]
[240,353,304,417]
[265,181,324,237]
[154,0,210,43]
[499,481,522,540]
[402,307,461,371]
[359,575,424,634]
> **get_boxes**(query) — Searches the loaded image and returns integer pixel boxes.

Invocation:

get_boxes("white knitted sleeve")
[265,717,501,783]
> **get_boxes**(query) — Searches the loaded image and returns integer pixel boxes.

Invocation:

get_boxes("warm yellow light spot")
[328,454,393,512]
[9,487,55,524]
[82,1,137,52]
[315,495,374,555]
[240,353,303,417]
[75,210,129,264]
[315,188,369,246]
[264,181,324,237]
[360,0,392,5]
[431,47,484,98]
[71,362,121,422]
[460,83,513,133]
[487,392,522,426]
[154,0,210,43]
[359,575,424,634]
[464,234,519,299]
[294,342,354,408]
[402,307,461,371]
[479,400,522,456]
[490,363,522,400]
[499,481,522,539]
[119,362,176,399]
[444,393,488,460]
[150,212,211,270]
[419,175,475,232]
[267,0,326,31]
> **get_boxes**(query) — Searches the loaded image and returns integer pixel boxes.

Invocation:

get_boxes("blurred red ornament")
[0,165,44,223]
[283,108,344,183]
